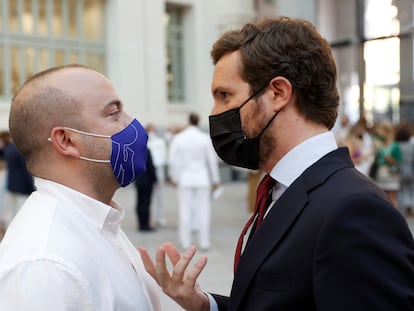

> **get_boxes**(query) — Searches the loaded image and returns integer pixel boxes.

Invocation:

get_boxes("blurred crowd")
[335,115,414,215]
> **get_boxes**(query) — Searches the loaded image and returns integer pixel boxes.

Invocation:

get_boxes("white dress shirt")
[269,131,338,200]
[0,177,161,311]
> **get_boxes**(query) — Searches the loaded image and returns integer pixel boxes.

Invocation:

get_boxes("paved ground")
[115,180,414,310]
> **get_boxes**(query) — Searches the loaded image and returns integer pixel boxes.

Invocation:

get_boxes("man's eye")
[220,92,229,99]
[110,111,120,117]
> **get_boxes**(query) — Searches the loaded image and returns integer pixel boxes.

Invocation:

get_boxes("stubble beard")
[259,128,276,170]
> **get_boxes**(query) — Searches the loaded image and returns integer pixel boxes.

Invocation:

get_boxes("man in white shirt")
[146,123,168,227]
[0,65,161,310]
[139,17,414,311]
[168,113,220,251]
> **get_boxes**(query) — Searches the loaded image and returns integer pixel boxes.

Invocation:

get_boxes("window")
[363,0,400,122]
[0,0,106,98]
[166,3,186,102]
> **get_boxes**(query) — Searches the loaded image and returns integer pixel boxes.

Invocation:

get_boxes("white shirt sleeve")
[205,292,219,311]
[0,259,93,311]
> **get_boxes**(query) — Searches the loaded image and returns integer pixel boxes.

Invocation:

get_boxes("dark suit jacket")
[135,148,157,189]
[3,142,35,195]
[213,147,414,310]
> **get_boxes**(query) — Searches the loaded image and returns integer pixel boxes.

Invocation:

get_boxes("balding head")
[9,65,94,171]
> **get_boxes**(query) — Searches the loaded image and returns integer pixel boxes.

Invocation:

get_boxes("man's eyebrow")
[212,86,230,97]
[104,100,123,112]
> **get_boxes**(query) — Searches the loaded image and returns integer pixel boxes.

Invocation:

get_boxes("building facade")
[0,0,413,131]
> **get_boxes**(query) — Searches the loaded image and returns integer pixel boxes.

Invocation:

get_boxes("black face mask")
[209,86,277,170]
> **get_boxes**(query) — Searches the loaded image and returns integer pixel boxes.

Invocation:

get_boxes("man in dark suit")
[1,131,35,225]
[135,148,157,231]
[139,17,414,310]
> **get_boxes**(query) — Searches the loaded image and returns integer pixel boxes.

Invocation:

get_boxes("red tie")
[234,174,275,272]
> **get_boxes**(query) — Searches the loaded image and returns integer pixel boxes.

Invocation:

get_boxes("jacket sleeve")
[146,149,157,183]
[211,294,229,311]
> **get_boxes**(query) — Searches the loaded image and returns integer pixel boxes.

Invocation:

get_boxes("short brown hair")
[211,16,339,129]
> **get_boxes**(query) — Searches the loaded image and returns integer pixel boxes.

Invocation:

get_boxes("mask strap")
[47,128,111,163]
[66,127,111,162]
[64,127,111,138]
[257,111,279,137]
[239,83,269,110]
[79,156,110,163]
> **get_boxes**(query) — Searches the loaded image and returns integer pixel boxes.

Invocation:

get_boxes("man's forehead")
[212,55,245,90]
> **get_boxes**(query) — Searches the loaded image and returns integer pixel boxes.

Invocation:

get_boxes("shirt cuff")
[205,292,219,311]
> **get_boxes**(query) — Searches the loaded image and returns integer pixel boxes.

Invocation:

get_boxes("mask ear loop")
[241,81,277,138]
[48,128,112,163]
[78,156,110,163]
[257,110,279,137]
[64,127,111,138]
[239,83,270,110]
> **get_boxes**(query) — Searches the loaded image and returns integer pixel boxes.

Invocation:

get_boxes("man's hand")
[139,242,210,311]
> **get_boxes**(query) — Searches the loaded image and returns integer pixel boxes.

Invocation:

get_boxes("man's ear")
[268,76,293,112]
[48,127,81,158]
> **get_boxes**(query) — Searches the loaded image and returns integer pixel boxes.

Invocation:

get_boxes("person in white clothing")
[0,65,161,310]
[146,123,168,227]
[168,113,220,251]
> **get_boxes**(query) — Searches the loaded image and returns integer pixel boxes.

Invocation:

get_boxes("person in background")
[168,112,220,251]
[146,123,168,227]
[395,120,414,216]
[139,17,414,311]
[372,119,402,208]
[0,131,35,226]
[334,113,351,147]
[0,132,8,240]
[0,65,161,310]
[342,123,364,165]
[135,148,157,232]
[352,116,375,176]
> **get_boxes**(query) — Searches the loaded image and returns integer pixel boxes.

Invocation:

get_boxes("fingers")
[186,255,208,288]
[169,246,208,289]
[138,247,159,282]
[164,242,181,265]
[170,246,196,284]
[139,243,208,302]
[155,246,171,288]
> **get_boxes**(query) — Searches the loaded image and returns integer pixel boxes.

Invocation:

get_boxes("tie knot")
[257,174,275,196]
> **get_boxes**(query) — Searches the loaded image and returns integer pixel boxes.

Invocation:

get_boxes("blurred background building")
[0,0,412,131]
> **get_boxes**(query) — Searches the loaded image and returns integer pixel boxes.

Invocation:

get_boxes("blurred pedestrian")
[334,114,351,147]
[135,148,157,232]
[168,112,220,251]
[0,132,7,231]
[343,123,364,165]
[395,120,414,216]
[146,123,168,227]
[0,131,35,226]
[354,116,374,176]
[371,120,402,208]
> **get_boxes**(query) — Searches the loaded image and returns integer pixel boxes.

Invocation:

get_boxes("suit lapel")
[228,148,354,310]
[229,178,308,310]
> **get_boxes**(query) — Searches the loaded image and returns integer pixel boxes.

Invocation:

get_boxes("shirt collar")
[34,177,124,233]
[269,132,338,188]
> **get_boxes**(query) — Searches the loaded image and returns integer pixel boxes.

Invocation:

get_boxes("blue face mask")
[62,119,148,187]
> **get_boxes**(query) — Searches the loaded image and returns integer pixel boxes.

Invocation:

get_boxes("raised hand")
[139,242,210,311]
